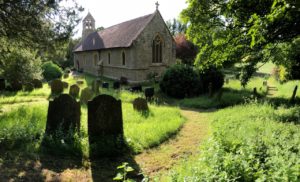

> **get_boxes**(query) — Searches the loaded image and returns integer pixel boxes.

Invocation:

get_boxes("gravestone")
[113,81,120,89]
[253,87,258,97]
[51,79,63,94]
[32,79,43,88]
[102,82,109,89]
[144,87,154,100]
[80,87,93,104]
[10,81,23,91]
[263,80,268,86]
[45,94,80,135]
[133,97,149,111]
[130,85,142,92]
[290,85,298,103]
[24,83,34,92]
[92,80,100,94]
[225,78,229,84]
[88,95,123,140]
[63,73,69,79]
[62,81,69,89]
[0,78,5,90]
[120,76,128,85]
[69,84,80,98]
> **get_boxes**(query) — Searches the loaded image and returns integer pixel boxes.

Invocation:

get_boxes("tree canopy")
[181,0,300,83]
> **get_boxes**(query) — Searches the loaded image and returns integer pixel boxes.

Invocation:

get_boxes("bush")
[0,48,42,84]
[160,64,202,98]
[42,61,63,81]
[160,65,224,98]
[200,67,224,92]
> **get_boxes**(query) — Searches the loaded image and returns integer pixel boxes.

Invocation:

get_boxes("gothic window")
[93,54,97,66]
[122,51,126,66]
[152,35,163,63]
[108,52,111,64]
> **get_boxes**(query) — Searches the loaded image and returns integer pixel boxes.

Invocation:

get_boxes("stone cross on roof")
[155,1,160,10]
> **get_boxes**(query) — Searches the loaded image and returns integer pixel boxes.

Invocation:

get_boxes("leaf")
[125,166,134,172]
[113,173,123,181]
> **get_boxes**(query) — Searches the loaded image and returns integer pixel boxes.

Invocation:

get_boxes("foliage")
[181,0,300,85]
[200,67,224,92]
[0,48,42,84]
[165,18,187,36]
[174,34,198,65]
[168,102,300,181]
[160,64,203,98]
[42,61,63,81]
[113,162,135,182]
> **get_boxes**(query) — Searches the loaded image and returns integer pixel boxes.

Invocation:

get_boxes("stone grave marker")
[45,94,80,135]
[0,78,5,90]
[133,97,149,111]
[102,82,109,89]
[80,87,93,104]
[144,87,154,100]
[130,85,142,92]
[51,79,64,94]
[88,94,123,141]
[24,83,34,92]
[113,81,120,89]
[32,79,43,88]
[62,81,69,89]
[92,80,100,94]
[69,84,80,98]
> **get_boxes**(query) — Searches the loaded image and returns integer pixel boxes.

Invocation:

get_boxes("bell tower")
[82,12,95,40]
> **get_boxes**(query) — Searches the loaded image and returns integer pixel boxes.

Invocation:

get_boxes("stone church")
[73,7,176,82]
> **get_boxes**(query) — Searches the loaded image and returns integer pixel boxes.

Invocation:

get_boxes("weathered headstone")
[51,79,64,95]
[263,80,268,86]
[133,97,149,111]
[130,85,142,92]
[24,83,34,92]
[290,85,298,103]
[80,87,93,104]
[92,80,100,94]
[0,78,5,90]
[45,94,80,135]
[253,87,258,97]
[88,95,123,140]
[69,84,80,98]
[10,81,23,91]
[62,81,69,89]
[144,87,154,100]
[113,81,120,89]
[32,79,43,88]
[120,76,128,85]
[102,82,109,89]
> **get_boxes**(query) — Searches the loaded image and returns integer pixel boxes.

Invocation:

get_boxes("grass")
[163,102,300,181]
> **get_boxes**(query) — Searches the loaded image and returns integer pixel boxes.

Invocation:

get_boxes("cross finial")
[155,1,159,10]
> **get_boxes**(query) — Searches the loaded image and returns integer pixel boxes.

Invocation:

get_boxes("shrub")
[0,48,42,84]
[42,61,63,81]
[200,67,224,92]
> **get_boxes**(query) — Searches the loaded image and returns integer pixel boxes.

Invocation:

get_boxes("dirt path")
[134,108,213,179]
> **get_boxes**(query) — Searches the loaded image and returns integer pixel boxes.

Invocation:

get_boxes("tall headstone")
[144,87,154,100]
[0,78,5,90]
[88,95,123,139]
[32,79,43,88]
[133,98,149,111]
[69,84,80,98]
[113,81,120,89]
[290,85,298,103]
[51,79,64,95]
[45,94,81,135]
[80,87,93,104]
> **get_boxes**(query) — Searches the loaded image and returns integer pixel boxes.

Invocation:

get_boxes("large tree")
[181,0,300,83]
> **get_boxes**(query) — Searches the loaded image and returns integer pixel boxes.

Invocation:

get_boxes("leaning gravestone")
[0,78,5,90]
[45,94,80,135]
[80,87,93,104]
[51,79,64,95]
[24,83,34,92]
[88,95,123,157]
[133,97,149,111]
[69,84,80,98]
[92,80,100,94]
[32,79,43,88]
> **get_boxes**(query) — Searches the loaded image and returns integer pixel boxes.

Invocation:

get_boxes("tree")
[181,0,300,85]
[174,34,198,65]
[166,18,187,36]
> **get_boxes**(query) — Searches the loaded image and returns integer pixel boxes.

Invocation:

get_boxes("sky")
[72,0,188,38]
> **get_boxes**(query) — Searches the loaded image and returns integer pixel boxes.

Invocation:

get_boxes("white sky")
[72,0,188,38]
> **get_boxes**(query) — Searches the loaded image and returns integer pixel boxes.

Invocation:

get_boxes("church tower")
[82,12,95,40]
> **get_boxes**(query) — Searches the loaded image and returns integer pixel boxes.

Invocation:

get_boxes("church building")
[73,6,176,82]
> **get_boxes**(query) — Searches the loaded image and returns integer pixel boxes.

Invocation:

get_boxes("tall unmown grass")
[166,102,300,181]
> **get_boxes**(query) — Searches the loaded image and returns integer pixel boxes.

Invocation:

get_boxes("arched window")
[122,51,126,66]
[108,52,111,64]
[152,35,163,63]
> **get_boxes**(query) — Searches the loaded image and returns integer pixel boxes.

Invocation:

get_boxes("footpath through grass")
[163,102,300,181]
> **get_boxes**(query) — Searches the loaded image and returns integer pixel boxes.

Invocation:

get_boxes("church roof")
[74,12,156,52]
